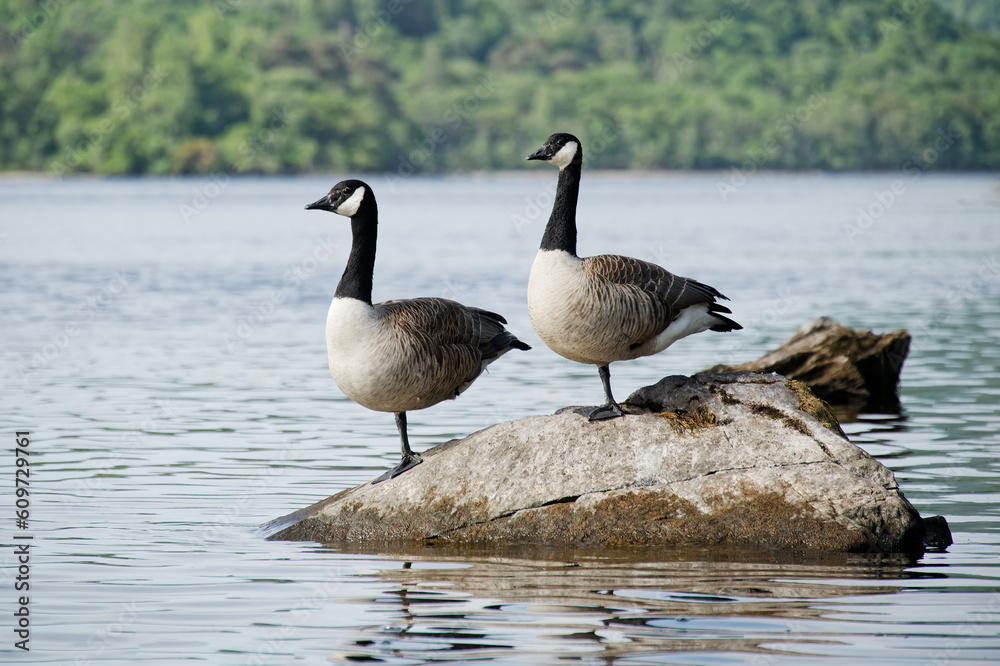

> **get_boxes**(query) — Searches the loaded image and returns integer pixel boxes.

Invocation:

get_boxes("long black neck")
[335,206,377,304]
[539,161,580,255]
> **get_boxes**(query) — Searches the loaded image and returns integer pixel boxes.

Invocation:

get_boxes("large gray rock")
[263,372,942,554]
[704,316,910,413]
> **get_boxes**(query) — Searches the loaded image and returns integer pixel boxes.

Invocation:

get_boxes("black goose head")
[526,133,583,169]
[305,179,373,218]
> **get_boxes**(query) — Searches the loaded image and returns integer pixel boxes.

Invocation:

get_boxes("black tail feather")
[481,331,531,360]
[708,302,742,332]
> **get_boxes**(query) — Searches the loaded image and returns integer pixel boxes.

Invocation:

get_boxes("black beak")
[525,146,549,161]
[305,195,332,211]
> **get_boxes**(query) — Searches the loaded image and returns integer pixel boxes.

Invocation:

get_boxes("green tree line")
[1,0,999,175]
[935,0,1000,36]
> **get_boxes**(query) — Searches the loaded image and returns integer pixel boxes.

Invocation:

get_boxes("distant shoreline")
[1,168,997,181]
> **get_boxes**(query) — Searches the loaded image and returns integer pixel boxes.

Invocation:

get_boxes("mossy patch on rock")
[749,402,786,421]
[659,404,719,434]
[787,379,846,438]
[429,483,870,551]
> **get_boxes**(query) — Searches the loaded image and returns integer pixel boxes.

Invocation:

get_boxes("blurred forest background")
[1,0,999,175]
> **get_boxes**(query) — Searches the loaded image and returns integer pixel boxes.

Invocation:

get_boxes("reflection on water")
[330,547,982,664]
[1,173,999,663]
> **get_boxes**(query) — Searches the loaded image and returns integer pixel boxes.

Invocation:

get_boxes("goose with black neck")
[525,133,742,421]
[305,179,531,483]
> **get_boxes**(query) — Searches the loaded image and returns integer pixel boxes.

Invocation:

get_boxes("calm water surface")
[1,172,999,664]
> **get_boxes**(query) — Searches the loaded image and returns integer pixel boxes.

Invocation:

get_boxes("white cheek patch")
[335,186,366,216]
[550,141,578,168]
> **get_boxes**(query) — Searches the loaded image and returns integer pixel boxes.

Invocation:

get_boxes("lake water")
[2,171,999,664]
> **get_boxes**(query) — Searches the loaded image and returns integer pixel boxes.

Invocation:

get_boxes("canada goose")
[525,133,741,421]
[305,179,530,483]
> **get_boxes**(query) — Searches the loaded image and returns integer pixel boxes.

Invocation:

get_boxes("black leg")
[574,364,626,421]
[372,412,423,484]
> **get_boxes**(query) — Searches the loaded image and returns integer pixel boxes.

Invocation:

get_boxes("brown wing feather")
[373,298,512,397]
[376,298,507,347]
[582,254,730,346]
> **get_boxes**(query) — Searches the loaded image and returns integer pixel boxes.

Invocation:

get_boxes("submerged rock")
[263,372,943,554]
[703,317,910,413]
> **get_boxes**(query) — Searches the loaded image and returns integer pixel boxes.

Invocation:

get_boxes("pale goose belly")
[528,250,647,366]
[528,250,721,366]
[325,298,460,413]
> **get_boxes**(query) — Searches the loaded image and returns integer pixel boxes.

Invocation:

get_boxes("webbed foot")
[372,452,423,484]
[574,403,626,421]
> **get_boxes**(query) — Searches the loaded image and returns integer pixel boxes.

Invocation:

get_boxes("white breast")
[527,249,614,365]
[325,297,389,410]
[527,249,583,314]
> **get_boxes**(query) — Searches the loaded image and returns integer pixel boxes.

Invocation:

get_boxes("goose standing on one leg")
[305,179,530,483]
[525,133,741,421]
